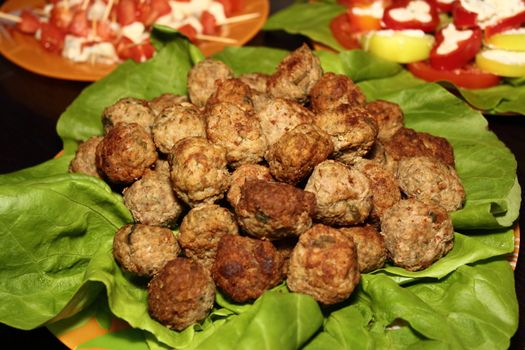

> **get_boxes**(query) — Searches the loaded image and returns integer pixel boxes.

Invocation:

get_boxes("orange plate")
[0,0,269,81]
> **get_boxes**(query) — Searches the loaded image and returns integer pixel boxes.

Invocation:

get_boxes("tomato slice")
[216,0,234,17]
[16,10,41,34]
[115,36,155,62]
[68,10,89,37]
[407,60,500,88]
[382,0,439,33]
[116,0,138,26]
[178,24,198,42]
[95,20,117,41]
[429,24,482,70]
[137,0,171,26]
[330,13,362,49]
[50,4,74,31]
[201,10,218,35]
[40,22,66,53]
[428,0,456,13]
[346,2,383,32]
[484,10,525,38]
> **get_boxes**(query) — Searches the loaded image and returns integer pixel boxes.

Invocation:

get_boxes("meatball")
[148,257,215,331]
[305,160,372,226]
[267,44,323,102]
[380,199,454,271]
[238,72,269,94]
[339,225,387,273]
[69,135,103,178]
[96,123,158,185]
[102,97,155,133]
[256,97,314,146]
[272,237,297,277]
[187,58,234,107]
[148,93,188,117]
[287,224,360,305]
[235,179,316,240]
[205,102,267,167]
[123,162,184,227]
[365,99,404,141]
[353,159,401,222]
[314,104,378,165]
[113,224,180,277]
[396,156,465,212]
[168,137,230,207]
[418,131,456,167]
[265,123,334,184]
[178,204,239,270]
[226,164,273,208]
[310,72,367,112]
[151,103,206,154]
[205,78,254,112]
[212,234,284,303]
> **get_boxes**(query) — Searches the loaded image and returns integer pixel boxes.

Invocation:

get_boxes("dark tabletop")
[0,0,524,348]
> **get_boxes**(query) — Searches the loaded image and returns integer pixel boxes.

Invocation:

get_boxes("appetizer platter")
[0,32,520,349]
[0,0,268,81]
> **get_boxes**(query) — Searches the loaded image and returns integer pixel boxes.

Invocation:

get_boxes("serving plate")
[0,0,269,81]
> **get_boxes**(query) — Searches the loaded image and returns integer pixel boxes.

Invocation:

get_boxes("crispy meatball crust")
[69,136,103,178]
[310,73,367,112]
[235,179,316,240]
[418,132,456,167]
[314,104,378,165]
[148,93,188,117]
[168,137,230,207]
[265,123,334,184]
[148,257,215,331]
[305,160,372,226]
[205,102,268,167]
[151,103,206,154]
[397,156,465,212]
[113,224,180,277]
[212,235,284,303]
[354,159,401,222]
[123,164,184,227]
[256,97,314,146]
[102,97,155,133]
[179,204,239,270]
[96,123,158,185]
[365,100,404,141]
[238,72,269,94]
[205,78,254,112]
[287,224,360,305]
[381,199,454,271]
[227,164,273,208]
[267,44,323,102]
[339,225,387,273]
[187,58,234,107]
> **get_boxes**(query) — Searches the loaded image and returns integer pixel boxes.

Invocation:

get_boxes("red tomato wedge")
[95,20,117,41]
[16,10,41,34]
[116,37,155,62]
[116,0,138,26]
[137,0,171,27]
[216,0,234,17]
[407,61,500,89]
[382,0,439,33]
[330,13,362,49]
[484,10,525,38]
[68,10,89,37]
[201,11,218,35]
[40,22,65,53]
[50,4,74,31]
[429,24,482,70]
[178,24,198,42]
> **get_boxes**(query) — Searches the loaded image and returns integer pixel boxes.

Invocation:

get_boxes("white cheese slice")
[389,0,432,23]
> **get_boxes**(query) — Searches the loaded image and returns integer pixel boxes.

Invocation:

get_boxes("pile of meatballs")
[69,44,466,332]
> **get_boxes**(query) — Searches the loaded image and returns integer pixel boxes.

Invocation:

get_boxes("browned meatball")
[205,78,254,112]
[397,156,465,212]
[305,160,372,226]
[205,102,268,167]
[238,72,269,94]
[168,137,230,207]
[272,237,297,277]
[226,164,273,208]
[418,131,456,167]
[151,103,206,154]
[339,225,387,273]
[314,104,378,165]
[212,234,284,303]
[102,97,155,133]
[69,135,103,178]
[365,99,404,141]
[187,58,234,107]
[113,224,180,277]
[381,199,454,271]
[265,123,334,184]
[287,224,360,305]
[256,97,314,146]
[310,72,367,112]
[123,162,184,227]
[353,159,401,222]
[178,204,239,270]
[148,257,215,331]
[96,123,158,185]
[267,44,323,102]
[235,179,316,240]
[148,93,188,117]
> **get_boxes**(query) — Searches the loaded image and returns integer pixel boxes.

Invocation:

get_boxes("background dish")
[0,0,269,81]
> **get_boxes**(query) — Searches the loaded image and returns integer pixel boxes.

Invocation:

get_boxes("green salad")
[264,0,525,116]
[0,30,520,350]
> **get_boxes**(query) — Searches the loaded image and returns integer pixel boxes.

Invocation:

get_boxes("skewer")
[0,12,21,23]
[196,34,237,44]
[102,0,114,22]
[81,0,90,10]
[218,12,260,25]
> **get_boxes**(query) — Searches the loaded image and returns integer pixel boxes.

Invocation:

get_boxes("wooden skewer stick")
[196,34,237,44]
[81,0,90,10]
[219,12,260,25]
[102,0,114,22]
[0,12,21,23]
